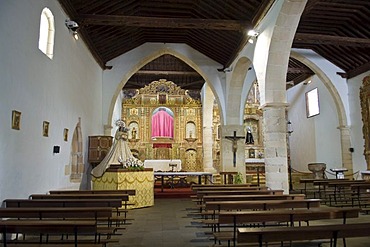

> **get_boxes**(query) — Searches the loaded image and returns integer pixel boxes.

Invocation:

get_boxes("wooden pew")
[205,198,321,212]
[49,189,136,196]
[4,198,123,209]
[202,194,305,203]
[0,207,113,219]
[197,189,284,197]
[217,207,360,246]
[325,180,367,206]
[29,193,129,201]
[203,199,321,232]
[0,219,99,247]
[0,207,120,245]
[237,222,370,247]
[28,193,130,211]
[351,182,370,210]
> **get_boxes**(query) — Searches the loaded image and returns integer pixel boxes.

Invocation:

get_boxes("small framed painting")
[11,110,21,130]
[43,121,49,137]
[63,128,69,141]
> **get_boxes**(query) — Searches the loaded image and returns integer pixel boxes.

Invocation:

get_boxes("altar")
[144,159,182,171]
[92,168,154,208]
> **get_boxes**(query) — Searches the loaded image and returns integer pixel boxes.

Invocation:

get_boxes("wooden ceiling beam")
[136,70,200,76]
[287,67,313,74]
[294,33,370,47]
[79,14,250,31]
[338,61,370,79]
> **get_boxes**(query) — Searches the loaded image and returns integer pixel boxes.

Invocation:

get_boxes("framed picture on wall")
[63,128,69,141]
[43,121,49,137]
[11,110,21,130]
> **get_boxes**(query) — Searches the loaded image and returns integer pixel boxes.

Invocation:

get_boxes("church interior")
[2,0,370,246]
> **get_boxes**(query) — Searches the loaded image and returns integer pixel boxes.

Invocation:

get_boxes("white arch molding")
[290,51,353,171]
[105,48,224,130]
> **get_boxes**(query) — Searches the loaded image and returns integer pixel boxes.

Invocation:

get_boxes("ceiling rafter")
[79,14,249,31]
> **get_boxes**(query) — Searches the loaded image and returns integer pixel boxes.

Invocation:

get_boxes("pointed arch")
[105,48,224,129]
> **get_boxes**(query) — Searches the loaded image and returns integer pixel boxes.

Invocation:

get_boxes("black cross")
[225,131,245,167]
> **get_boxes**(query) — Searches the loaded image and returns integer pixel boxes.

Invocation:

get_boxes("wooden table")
[154,171,213,192]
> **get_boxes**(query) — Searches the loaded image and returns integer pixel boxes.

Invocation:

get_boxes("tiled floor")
[110,198,370,247]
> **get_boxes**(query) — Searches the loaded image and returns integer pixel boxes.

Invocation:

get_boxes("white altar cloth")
[144,159,182,171]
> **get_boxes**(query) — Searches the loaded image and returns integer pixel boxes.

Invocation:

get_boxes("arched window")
[38,8,55,59]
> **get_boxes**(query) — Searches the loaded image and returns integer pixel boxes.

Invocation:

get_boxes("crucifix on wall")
[225,131,245,167]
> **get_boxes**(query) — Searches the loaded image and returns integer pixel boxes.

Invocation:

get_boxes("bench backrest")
[4,198,123,208]
[205,199,321,211]
[202,194,305,203]
[219,207,359,225]
[237,222,369,244]
[29,193,129,201]
[198,190,284,198]
[0,207,113,219]
[49,189,136,196]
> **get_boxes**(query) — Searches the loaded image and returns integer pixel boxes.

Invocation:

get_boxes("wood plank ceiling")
[58,0,370,93]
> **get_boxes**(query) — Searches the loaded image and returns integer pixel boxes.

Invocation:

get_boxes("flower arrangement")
[121,157,144,171]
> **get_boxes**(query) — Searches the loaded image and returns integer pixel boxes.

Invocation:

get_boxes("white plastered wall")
[0,0,103,202]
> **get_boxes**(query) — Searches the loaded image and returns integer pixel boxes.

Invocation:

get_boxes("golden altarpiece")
[123,79,203,171]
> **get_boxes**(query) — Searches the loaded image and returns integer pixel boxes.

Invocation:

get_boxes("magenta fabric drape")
[152,110,174,138]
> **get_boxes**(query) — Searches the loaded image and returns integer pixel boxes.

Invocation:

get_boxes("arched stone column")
[253,0,307,193]
[338,125,353,174]
[262,103,289,192]
[202,83,217,173]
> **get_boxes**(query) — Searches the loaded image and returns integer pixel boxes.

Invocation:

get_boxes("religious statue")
[246,126,254,144]
[91,120,138,177]
[131,127,137,139]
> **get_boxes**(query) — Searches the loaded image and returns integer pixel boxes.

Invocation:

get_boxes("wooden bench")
[28,193,131,213]
[49,189,136,196]
[237,222,369,247]
[0,219,100,247]
[216,207,360,246]
[4,198,122,209]
[203,199,321,232]
[0,207,122,239]
[3,198,132,225]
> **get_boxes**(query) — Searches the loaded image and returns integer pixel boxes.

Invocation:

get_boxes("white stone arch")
[105,48,224,129]
[290,51,352,170]
[251,0,308,193]
[226,56,253,125]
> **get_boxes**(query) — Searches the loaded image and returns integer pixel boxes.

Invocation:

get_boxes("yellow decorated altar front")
[92,168,154,208]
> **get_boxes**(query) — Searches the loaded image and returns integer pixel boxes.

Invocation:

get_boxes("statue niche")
[151,107,174,139]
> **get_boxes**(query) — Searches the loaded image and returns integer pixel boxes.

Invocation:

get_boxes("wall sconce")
[65,19,79,40]
[247,29,259,44]
[287,120,293,135]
